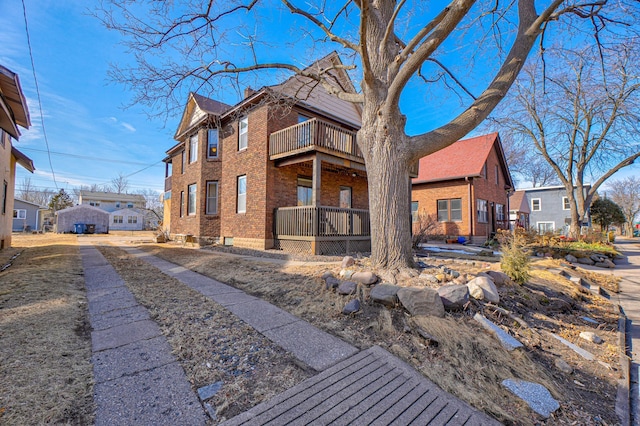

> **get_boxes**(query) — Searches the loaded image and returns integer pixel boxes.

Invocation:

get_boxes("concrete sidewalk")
[82,239,499,424]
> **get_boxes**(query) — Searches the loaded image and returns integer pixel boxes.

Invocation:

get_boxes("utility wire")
[19,147,165,166]
[21,0,58,189]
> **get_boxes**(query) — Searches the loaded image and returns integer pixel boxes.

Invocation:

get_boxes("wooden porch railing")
[496,219,510,230]
[274,206,370,237]
[270,118,362,159]
[164,176,172,192]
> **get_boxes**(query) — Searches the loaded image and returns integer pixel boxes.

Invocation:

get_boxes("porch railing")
[164,176,172,192]
[270,118,362,159]
[496,219,510,231]
[274,206,370,237]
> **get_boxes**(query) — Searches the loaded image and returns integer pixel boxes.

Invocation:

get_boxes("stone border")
[615,305,631,426]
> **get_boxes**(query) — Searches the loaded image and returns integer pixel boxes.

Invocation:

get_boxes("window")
[340,186,352,208]
[164,191,171,200]
[2,181,6,214]
[113,215,123,224]
[496,204,505,221]
[0,129,4,147]
[495,165,499,185]
[13,209,26,219]
[207,129,219,159]
[189,134,198,163]
[127,216,138,224]
[127,203,134,208]
[115,202,121,208]
[297,177,312,206]
[181,150,186,174]
[411,201,419,223]
[532,198,541,211]
[562,197,570,210]
[477,199,488,223]
[89,201,100,207]
[437,199,462,222]
[206,181,219,214]
[537,222,555,233]
[238,117,248,150]
[187,184,197,215]
[179,191,184,217]
[298,114,311,146]
[482,161,487,178]
[237,175,247,213]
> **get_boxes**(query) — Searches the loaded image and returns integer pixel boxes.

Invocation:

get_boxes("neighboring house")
[109,208,144,231]
[78,191,146,213]
[12,199,46,232]
[0,65,35,249]
[411,133,514,244]
[508,190,530,230]
[163,53,415,254]
[519,185,592,234]
[55,205,109,233]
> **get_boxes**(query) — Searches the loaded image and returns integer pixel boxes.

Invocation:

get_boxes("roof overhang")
[412,174,480,185]
[0,65,30,139]
[12,146,35,173]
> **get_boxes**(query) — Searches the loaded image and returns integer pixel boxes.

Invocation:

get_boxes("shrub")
[412,212,441,248]
[499,231,531,285]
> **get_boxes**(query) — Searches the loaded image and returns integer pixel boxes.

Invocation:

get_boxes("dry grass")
[0,234,94,425]
[94,244,311,423]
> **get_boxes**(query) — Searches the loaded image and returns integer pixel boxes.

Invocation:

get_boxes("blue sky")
[1,0,637,197]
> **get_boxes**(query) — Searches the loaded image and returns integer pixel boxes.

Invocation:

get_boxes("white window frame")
[206,181,219,215]
[207,129,219,159]
[113,215,123,224]
[189,134,198,163]
[411,201,419,223]
[437,199,462,222]
[531,198,541,211]
[562,196,570,210]
[127,216,138,224]
[238,117,248,151]
[496,203,505,221]
[537,221,555,233]
[187,184,197,216]
[13,209,26,219]
[477,199,488,223]
[237,175,247,213]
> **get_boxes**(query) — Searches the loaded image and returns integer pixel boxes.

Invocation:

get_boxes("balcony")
[273,206,371,255]
[164,176,172,192]
[270,118,419,176]
[269,118,362,162]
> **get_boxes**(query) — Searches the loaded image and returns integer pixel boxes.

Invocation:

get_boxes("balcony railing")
[270,118,362,160]
[274,206,370,237]
[164,176,172,192]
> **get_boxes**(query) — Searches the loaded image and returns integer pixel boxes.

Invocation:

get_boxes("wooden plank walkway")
[222,346,500,426]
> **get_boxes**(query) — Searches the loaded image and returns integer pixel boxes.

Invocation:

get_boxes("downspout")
[466,177,473,239]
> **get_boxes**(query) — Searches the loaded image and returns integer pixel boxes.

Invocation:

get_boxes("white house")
[78,191,145,213]
[109,208,144,231]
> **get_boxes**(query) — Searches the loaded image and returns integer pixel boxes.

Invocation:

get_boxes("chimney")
[244,87,256,99]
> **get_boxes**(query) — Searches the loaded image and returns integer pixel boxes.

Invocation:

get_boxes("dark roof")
[12,146,34,173]
[509,190,530,214]
[0,65,31,139]
[191,93,231,116]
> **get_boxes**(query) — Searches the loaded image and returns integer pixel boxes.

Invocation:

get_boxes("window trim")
[537,221,555,233]
[238,117,248,151]
[187,183,197,216]
[237,175,247,213]
[206,181,219,215]
[531,198,541,211]
[411,201,419,223]
[297,177,312,207]
[2,181,6,215]
[562,196,570,210]
[437,198,462,222]
[127,215,138,224]
[339,186,352,209]
[496,203,505,221]
[207,129,219,159]
[179,191,185,217]
[189,133,198,163]
[113,215,123,224]
[13,209,26,220]
[477,199,488,223]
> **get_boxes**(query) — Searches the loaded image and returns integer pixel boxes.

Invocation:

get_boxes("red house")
[411,133,514,244]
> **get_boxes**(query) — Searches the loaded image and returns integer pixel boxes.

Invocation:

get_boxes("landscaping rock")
[502,379,560,418]
[450,270,460,279]
[437,285,469,311]
[484,270,511,286]
[473,313,523,351]
[325,276,340,291]
[370,284,400,307]
[577,257,595,265]
[419,273,439,284]
[337,281,357,295]
[342,299,361,314]
[453,276,467,285]
[467,276,500,303]
[341,256,355,268]
[590,254,606,263]
[397,287,445,317]
[321,271,333,280]
[339,269,355,279]
[565,254,578,263]
[554,358,573,374]
[579,331,603,344]
[595,259,615,269]
[351,271,378,285]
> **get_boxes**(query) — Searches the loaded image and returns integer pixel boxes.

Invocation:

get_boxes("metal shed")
[55,205,109,234]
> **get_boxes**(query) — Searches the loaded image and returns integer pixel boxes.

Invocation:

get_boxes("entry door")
[340,186,352,208]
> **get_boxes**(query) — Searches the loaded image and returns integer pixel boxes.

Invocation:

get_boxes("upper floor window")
[13,209,26,219]
[115,202,121,208]
[238,117,248,151]
[179,191,184,217]
[89,201,100,207]
[189,134,198,163]
[532,198,541,211]
[237,175,247,213]
[188,184,197,215]
[438,198,462,222]
[562,197,570,210]
[477,199,488,223]
[206,181,219,215]
[208,129,219,159]
[181,150,186,174]
[481,161,487,178]
[495,165,499,185]
[127,203,134,208]
[340,186,352,209]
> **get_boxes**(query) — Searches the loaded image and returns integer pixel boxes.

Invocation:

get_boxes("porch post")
[312,156,321,206]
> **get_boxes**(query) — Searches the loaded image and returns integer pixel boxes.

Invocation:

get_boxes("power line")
[21,0,58,190]
[19,147,165,166]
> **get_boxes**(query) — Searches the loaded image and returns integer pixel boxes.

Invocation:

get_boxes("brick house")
[0,65,34,249]
[508,190,530,229]
[411,133,514,244]
[163,53,407,254]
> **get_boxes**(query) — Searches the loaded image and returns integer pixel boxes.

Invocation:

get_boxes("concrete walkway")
[81,238,499,424]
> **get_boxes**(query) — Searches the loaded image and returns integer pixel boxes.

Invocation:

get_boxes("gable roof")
[509,190,530,214]
[15,198,47,209]
[412,133,513,189]
[0,65,30,139]
[174,92,232,139]
[55,204,109,216]
[12,146,35,172]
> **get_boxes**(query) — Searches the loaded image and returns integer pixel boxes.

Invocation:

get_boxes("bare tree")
[96,0,634,275]
[493,47,640,237]
[17,178,56,207]
[606,176,640,236]
[110,173,130,194]
[135,188,164,227]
